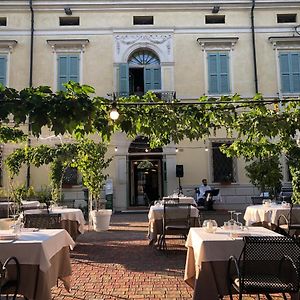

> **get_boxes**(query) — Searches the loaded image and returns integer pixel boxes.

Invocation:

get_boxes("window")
[279,52,300,93]
[277,14,297,23]
[133,16,154,25]
[205,15,225,24]
[212,142,236,183]
[0,18,7,26]
[0,55,7,86]
[62,167,78,186]
[57,54,80,91]
[207,52,230,94]
[59,17,80,26]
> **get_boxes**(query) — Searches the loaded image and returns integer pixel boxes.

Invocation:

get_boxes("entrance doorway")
[129,157,162,206]
[128,136,163,207]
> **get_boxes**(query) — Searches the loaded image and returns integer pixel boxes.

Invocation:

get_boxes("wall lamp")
[212,6,220,13]
[64,7,73,15]
[109,102,119,121]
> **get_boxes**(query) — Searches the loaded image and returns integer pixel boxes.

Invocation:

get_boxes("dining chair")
[158,203,191,251]
[227,236,300,300]
[0,256,20,300]
[277,203,300,237]
[24,213,62,229]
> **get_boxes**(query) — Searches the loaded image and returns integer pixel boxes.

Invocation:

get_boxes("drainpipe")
[251,0,258,93]
[26,0,34,188]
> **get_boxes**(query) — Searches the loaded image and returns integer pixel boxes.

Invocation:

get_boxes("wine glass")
[234,212,242,229]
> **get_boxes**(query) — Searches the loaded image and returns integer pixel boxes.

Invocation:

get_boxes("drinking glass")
[234,212,243,229]
[228,210,236,222]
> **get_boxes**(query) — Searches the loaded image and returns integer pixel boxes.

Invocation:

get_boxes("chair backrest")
[0,256,20,298]
[24,213,62,229]
[163,203,191,227]
[240,236,300,292]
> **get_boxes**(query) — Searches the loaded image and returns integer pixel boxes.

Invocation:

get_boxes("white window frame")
[0,40,17,87]
[197,37,238,96]
[269,36,300,97]
[47,39,89,92]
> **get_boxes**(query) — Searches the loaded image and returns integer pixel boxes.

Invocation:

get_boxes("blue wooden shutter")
[144,67,161,92]
[119,63,129,97]
[208,53,218,94]
[291,52,300,92]
[0,55,7,86]
[57,54,80,91]
[208,52,230,94]
[69,55,80,83]
[279,53,291,93]
[58,55,68,91]
[219,53,230,93]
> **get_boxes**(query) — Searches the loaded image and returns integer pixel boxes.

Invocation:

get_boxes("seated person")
[196,179,211,206]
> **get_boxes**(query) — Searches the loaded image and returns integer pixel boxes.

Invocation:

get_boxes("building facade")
[0,0,299,210]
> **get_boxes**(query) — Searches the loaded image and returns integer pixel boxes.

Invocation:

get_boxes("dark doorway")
[129,157,162,206]
[129,68,144,95]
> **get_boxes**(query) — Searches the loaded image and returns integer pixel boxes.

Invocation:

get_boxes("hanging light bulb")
[109,102,119,121]
[175,147,179,153]
[114,146,118,152]
[145,148,149,153]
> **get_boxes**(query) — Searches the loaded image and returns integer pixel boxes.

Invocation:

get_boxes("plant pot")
[90,209,112,232]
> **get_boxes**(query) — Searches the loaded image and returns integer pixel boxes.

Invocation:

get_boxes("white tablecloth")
[24,208,86,234]
[243,204,299,226]
[21,200,41,208]
[0,229,75,272]
[184,227,281,299]
[148,204,199,221]
[162,196,197,205]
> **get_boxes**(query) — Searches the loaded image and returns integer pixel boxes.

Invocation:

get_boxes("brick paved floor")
[51,212,288,300]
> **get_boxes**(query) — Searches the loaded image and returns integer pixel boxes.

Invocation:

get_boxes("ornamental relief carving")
[114,33,173,62]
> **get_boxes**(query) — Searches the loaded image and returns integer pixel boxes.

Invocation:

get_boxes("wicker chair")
[277,203,300,237]
[24,213,62,229]
[0,256,20,300]
[227,236,300,300]
[158,203,191,251]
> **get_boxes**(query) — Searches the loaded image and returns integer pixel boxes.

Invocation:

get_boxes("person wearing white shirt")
[196,179,211,206]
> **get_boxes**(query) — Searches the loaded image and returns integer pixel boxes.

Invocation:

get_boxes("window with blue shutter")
[57,54,80,91]
[207,52,230,94]
[118,63,129,97]
[144,67,161,92]
[0,55,7,86]
[279,52,300,93]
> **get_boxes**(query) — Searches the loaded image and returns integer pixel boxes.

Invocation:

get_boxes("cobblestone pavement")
[51,213,288,300]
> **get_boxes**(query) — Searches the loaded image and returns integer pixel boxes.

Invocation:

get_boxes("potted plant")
[72,139,112,231]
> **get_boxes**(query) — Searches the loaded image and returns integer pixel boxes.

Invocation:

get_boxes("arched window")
[128,50,160,66]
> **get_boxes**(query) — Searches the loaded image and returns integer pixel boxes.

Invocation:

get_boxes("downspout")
[27,0,34,188]
[251,0,258,93]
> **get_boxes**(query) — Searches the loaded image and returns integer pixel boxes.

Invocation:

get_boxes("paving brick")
[51,213,287,300]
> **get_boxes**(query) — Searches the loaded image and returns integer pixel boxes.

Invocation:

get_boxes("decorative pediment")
[47,39,89,52]
[269,36,300,50]
[114,33,174,63]
[0,40,17,53]
[196,37,239,51]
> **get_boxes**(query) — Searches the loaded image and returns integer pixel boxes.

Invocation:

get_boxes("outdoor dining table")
[24,207,85,240]
[0,228,74,300]
[162,196,197,205]
[184,226,281,300]
[243,203,300,226]
[148,204,200,245]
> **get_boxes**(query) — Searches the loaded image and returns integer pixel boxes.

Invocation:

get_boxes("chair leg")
[265,293,272,300]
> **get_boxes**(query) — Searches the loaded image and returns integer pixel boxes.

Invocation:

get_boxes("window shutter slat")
[69,56,80,82]
[0,55,7,86]
[119,63,129,97]
[58,55,68,91]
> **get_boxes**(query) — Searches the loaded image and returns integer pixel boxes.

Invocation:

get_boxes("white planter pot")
[90,209,112,232]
